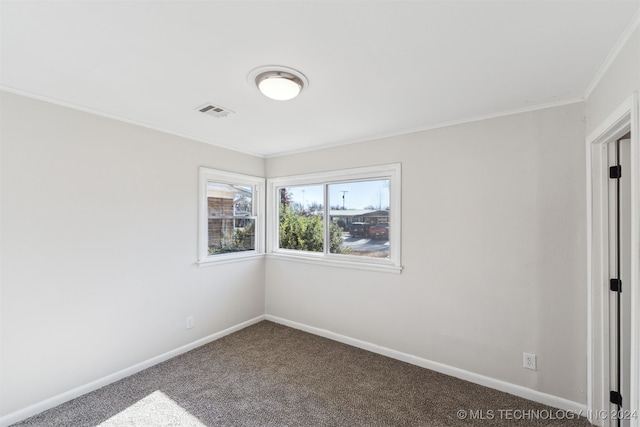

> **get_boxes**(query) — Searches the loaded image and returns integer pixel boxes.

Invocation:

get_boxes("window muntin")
[199,168,264,264]
[268,164,401,272]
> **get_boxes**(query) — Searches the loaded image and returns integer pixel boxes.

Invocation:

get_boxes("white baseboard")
[0,315,265,427]
[265,314,587,415]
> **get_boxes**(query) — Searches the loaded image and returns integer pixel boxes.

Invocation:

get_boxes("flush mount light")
[248,66,309,101]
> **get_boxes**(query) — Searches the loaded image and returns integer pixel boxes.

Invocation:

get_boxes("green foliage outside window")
[208,221,255,255]
[279,204,349,254]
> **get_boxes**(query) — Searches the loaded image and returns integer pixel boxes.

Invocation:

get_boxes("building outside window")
[198,168,264,265]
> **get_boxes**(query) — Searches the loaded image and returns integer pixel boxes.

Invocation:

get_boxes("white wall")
[587,27,640,135]
[0,92,265,417]
[265,103,588,405]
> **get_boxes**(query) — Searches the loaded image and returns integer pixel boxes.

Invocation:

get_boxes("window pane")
[329,180,390,258]
[278,185,324,252]
[207,181,255,255]
[207,182,252,216]
[208,218,256,254]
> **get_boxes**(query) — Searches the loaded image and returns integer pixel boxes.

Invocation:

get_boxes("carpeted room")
[8,322,592,426]
[2,1,640,426]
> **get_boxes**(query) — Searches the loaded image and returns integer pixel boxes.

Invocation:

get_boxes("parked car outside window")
[349,222,369,237]
[369,222,389,240]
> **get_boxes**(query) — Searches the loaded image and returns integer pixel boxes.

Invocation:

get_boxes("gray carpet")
[11,321,591,426]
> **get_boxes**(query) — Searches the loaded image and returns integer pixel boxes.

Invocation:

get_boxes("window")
[198,167,264,265]
[267,164,402,273]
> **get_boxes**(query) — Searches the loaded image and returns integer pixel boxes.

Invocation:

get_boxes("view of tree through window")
[278,180,390,258]
[207,182,255,254]
[278,185,328,253]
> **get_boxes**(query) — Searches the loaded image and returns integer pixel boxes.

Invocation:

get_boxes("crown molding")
[583,7,640,99]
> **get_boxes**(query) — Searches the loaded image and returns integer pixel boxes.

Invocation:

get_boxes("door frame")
[587,94,640,427]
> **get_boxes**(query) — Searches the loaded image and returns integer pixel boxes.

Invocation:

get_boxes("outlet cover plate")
[523,352,537,370]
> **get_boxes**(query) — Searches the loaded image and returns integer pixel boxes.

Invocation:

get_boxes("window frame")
[267,163,402,273]
[198,167,265,266]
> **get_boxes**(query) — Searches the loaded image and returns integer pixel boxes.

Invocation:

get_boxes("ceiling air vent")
[195,103,234,118]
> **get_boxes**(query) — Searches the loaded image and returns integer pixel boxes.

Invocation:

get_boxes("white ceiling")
[2,1,639,157]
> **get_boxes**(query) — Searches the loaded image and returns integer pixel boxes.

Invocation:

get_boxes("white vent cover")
[195,103,234,118]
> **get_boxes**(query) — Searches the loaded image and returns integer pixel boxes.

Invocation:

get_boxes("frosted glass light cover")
[258,77,301,101]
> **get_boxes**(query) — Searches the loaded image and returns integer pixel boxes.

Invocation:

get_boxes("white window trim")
[267,163,402,273]
[198,167,265,266]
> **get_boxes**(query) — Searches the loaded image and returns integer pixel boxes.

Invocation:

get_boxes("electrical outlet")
[186,316,194,329]
[523,352,537,370]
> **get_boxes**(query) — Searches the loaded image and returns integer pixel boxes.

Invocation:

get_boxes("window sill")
[197,252,265,267]
[266,252,403,274]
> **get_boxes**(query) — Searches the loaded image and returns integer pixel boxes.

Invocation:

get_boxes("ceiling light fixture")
[248,66,309,101]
